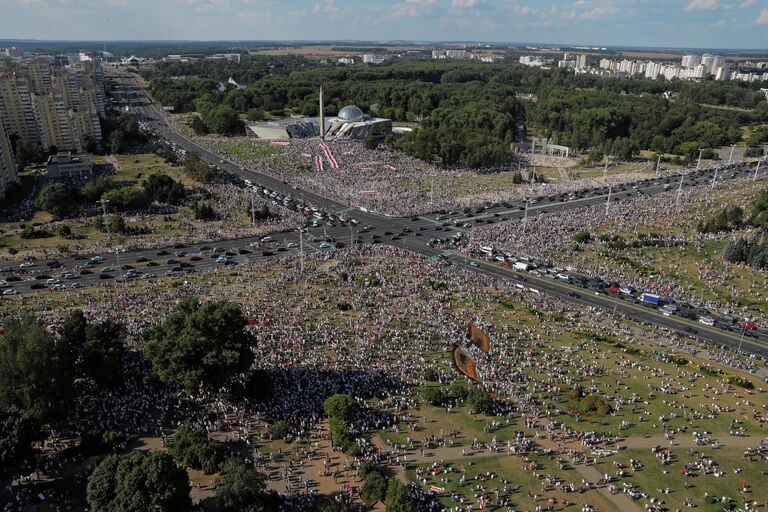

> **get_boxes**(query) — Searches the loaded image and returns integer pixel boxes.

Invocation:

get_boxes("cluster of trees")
[183,152,217,183]
[723,188,768,269]
[696,205,744,233]
[420,382,493,415]
[724,234,768,269]
[192,201,216,220]
[145,58,767,169]
[85,447,283,512]
[100,114,146,154]
[167,425,223,474]
[34,173,187,219]
[0,311,131,481]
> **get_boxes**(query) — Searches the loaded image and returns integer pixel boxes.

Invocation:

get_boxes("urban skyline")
[1,0,768,49]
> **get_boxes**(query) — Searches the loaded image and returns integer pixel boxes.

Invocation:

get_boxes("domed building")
[325,104,391,140]
[245,90,391,141]
[337,105,366,123]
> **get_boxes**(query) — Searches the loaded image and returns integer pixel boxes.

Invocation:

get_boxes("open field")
[0,153,301,261]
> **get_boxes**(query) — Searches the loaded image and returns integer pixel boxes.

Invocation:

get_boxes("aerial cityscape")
[1,2,768,512]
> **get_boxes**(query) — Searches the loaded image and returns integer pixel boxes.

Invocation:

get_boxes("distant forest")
[140,56,768,168]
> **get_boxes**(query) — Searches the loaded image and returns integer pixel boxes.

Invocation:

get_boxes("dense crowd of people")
[2,244,766,511]
[465,176,768,325]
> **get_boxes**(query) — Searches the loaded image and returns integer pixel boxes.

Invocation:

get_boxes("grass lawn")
[220,141,284,161]
[599,448,768,511]
[408,455,616,511]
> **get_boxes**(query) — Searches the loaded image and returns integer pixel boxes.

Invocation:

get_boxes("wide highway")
[2,70,765,363]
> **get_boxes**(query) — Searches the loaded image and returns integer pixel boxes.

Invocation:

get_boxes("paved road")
[3,70,766,363]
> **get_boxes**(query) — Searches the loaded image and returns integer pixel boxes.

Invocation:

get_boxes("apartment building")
[0,121,18,198]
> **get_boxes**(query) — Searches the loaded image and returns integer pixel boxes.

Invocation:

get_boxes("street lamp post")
[675,171,685,207]
[737,324,746,354]
[605,186,612,216]
[522,199,529,234]
[696,149,704,171]
[727,144,736,165]
[754,158,764,182]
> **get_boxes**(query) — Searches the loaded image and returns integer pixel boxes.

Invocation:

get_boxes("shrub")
[269,420,288,439]
[167,425,223,474]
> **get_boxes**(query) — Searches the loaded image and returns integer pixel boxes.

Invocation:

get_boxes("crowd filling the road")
[2,244,766,512]
[172,124,702,218]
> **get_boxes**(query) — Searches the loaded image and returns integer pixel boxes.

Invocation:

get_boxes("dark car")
[46,261,62,268]
[99,273,114,280]
[136,257,149,263]
[5,275,21,282]
[166,259,180,265]
[146,261,159,267]
[35,274,51,280]
[262,251,275,256]
[156,250,169,256]
[238,248,251,255]
[121,265,135,270]
[30,283,46,290]
[173,243,186,249]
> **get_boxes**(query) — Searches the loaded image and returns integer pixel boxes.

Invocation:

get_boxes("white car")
[2,288,17,295]
[19,261,36,268]
[260,236,272,242]
[286,242,298,249]
[0,281,10,288]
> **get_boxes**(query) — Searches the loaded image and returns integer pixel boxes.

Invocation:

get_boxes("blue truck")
[640,293,661,306]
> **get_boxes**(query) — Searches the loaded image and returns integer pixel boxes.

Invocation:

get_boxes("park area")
[1,245,766,511]
[0,152,302,262]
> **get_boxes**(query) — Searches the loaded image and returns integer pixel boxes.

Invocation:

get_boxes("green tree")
[268,420,288,439]
[0,316,73,423]
[0,406,39,482]
[144,174,186,205]
[202,105,244,134]
[101,187,150,212]
[109,215,127,234]
[86,451,191,512]
[145,297,255,393]
[14,141,45,168]
[59,311,127,388]
[167,425,223,474]
[81,177,116,202]
[466,387,493,415]
[183,152,216,183]
[573,231,591,244]
[35,182,79,218]
[363,136,379,150]
[361,471,388,504]
[323,394,357,423]
[385,480,417,512]
[216,459,277,512]
[189,116,209,136]
[420,387,444,406]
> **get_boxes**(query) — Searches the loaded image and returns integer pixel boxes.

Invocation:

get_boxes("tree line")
[143,57,768,168]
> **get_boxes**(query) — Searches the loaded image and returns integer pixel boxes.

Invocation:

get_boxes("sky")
[1,0,767,50]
